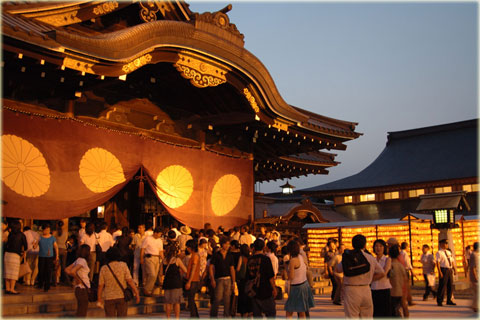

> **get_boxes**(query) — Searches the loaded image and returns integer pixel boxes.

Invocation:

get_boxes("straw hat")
[180,225,191,235]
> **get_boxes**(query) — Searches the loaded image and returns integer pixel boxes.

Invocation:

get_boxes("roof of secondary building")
[303,119,478,193]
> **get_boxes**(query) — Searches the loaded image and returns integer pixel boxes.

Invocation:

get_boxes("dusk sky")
[189,1,478,194]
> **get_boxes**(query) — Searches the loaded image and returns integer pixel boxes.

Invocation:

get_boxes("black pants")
[74,287,89,317]
[38,256,54,291]
[372,288,391,317]
[423,274,436,299]
[187,281,200,318]
[252,296,276,318]
[391,296,402,317]
[437,267,453,304]
[329,274,337,300]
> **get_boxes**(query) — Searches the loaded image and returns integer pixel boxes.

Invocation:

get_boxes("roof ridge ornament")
[192,4,245,47]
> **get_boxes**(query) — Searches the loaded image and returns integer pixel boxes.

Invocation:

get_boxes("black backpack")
[341,249,370,277]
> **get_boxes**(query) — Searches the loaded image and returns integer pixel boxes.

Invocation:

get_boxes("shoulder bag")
[106,263,134,302]
[77,272,98,302]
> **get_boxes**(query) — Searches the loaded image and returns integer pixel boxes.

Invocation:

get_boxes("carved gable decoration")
[174,52,230,88]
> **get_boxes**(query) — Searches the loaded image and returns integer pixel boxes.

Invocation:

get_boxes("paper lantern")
[156,165,193,209]
[2,134,50,197]
[79,147,126,193]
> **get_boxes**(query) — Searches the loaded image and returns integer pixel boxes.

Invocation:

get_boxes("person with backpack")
[246,239,277,318]
[335,234,385,318]
[285,240,315,318]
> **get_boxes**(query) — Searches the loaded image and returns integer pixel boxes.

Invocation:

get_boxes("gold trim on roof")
[33,10,81,27]
[122,53,153,74]
[63,56,96,74]
[139,0,171,22]
[174,53,229,88]
[93,1,119,16]
[273,119,290,132]
[243,88,259,113]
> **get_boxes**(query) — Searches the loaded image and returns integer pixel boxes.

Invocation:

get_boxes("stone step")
[5,302,187,318]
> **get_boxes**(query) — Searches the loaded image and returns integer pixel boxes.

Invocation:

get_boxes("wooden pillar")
[375,225,378,239]
[407,214,414,286]
[338,227,342,246]
[66,100,74,117]
[461,218,466,277]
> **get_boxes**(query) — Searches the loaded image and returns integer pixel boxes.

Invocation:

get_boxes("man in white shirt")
[78,219,87,242]
[265,241,279,276]
[336,234,385,318]
[23,226,40,285]
[140,227,164,296]
[111,224,122,241]
[436,239,456,306]
[96,222,114,266]
[132,224,147,286]
[239,226,253,247]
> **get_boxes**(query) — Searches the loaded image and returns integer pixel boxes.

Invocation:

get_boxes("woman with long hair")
[3,220,27,294]
[97,247,140,317]
[371,239,392,317]
[115,226,133,268]
[162,242,188,319]
[285,240,315,319]
[236,243,252,317]
[65,244,91,317]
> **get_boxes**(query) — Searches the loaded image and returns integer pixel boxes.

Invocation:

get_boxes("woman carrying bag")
[163,242,188,319]
[97,247,140,317]
[65,244,91,317]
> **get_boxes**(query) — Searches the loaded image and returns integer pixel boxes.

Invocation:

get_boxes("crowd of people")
[322,235,479,317]
[2,219,316,318]
[2,218,479,318]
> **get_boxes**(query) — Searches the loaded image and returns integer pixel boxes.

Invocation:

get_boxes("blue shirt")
[39,236,56,258]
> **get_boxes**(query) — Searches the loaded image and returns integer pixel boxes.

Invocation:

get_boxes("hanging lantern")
[280,181,295,195]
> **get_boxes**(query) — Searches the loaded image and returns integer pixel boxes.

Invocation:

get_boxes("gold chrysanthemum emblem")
[79,148,126,193]
[156,165,193,209]
[211,174,241,216]
[2,134,50,197]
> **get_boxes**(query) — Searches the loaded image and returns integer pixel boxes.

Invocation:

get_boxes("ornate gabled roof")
[2,0,361,182]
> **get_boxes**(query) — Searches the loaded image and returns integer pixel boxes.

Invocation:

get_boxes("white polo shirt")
[141,235,164,255]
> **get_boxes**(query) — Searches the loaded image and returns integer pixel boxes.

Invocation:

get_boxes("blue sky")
[189,2,478,194]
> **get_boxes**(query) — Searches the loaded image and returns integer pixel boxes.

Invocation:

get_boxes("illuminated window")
[434,209,448,224]
[463,184,479,192]
[408,189,425,198]
[344,196,353,203]
[384,191,399,200]
[360,194,375,202]
[434,186,452,194]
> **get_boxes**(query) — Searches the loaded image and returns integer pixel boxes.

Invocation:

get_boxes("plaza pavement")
[161,294,477,319]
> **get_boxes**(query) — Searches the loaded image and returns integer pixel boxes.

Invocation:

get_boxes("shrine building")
[1,1,360,230]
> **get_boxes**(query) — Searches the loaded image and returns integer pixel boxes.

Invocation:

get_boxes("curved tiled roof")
[303,119,478,192]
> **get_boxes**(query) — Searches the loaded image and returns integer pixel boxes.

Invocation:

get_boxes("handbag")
[106,263,134,302]
[18,258,31,278]
[274,285,283,300]
[77,272,98,302]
